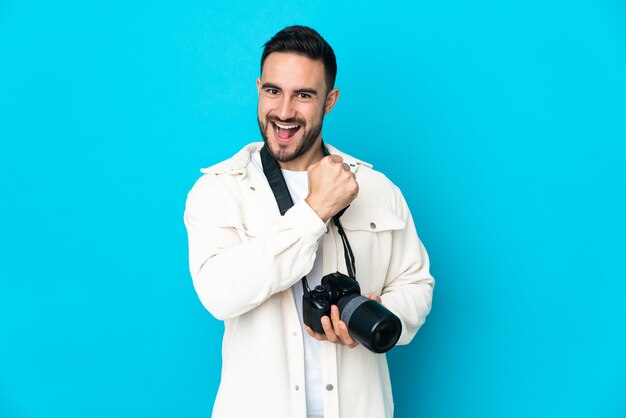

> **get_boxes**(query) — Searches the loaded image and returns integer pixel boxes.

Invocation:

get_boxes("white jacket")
[184,142,434,418]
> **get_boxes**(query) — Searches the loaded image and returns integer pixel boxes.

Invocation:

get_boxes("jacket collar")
[200,142,372,175]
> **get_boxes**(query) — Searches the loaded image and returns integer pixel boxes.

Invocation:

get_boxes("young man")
[184,25,434,418]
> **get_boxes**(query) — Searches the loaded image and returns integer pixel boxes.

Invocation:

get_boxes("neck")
[278,138,325,171]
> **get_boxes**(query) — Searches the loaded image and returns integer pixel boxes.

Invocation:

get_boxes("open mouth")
[272,121,302,141]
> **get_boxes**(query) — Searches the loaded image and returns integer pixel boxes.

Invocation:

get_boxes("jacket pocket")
[337,207,405,294]
[340,206,405,232]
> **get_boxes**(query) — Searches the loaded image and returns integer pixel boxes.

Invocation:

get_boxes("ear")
[324,88,340,114]
[256,77,261,94]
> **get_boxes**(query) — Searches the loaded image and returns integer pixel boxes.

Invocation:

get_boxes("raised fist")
[305,155,359,222]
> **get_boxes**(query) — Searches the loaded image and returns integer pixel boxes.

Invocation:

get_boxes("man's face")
[257,52,338,168]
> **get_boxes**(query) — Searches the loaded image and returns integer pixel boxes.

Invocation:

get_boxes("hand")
[304,294,382,348]
[305,155,359,222]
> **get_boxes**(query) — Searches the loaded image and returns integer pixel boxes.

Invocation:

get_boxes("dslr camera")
[303,272,402,353]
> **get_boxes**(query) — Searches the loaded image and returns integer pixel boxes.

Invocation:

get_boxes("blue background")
[1,1,625,417]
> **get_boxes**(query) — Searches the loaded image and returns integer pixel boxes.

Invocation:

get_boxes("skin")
[257,52,380,348]
[304,295,382,348]
[257,52,338,171]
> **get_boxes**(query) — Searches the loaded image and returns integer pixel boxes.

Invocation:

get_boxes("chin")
[270,145,298,163]
[266,134,301,161]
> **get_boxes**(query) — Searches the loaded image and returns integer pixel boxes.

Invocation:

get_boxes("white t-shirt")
[252,153,324,418]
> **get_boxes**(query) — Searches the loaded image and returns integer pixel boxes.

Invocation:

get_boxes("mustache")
[266,115,306,125]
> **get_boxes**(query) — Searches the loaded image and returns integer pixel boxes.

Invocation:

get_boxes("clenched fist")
[305,155,359,222]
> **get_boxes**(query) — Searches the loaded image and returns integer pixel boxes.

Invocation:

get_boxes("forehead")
[261,52,326,89]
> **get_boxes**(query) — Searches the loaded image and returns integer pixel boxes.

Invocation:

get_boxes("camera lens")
[338,294,402,353]
[372,318,402,353]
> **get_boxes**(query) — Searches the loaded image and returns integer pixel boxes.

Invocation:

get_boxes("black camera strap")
[260,144,357,295]
[261,145,295,216]
[332,214,356,278]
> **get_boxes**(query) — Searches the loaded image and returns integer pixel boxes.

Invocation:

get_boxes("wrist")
[305,196,333,223]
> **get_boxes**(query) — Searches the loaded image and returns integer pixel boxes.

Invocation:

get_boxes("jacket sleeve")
[184,173,326,320]
[380,185,435,345]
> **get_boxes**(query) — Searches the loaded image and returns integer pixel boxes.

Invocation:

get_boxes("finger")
[332,306,357,347]
[369,294,382,303]
[305,325,328,341]
[328,154,343,164]
[331,305,342,336]
[338,321,358,348]
[342,162,351,172]
[321,315,341,343]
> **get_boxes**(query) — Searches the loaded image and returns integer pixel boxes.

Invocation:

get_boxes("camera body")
[303,272,360,334]
[302,272,402,353]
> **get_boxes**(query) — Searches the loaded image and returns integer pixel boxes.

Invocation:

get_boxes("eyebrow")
[261,83,318,96]
[295,88,318,96]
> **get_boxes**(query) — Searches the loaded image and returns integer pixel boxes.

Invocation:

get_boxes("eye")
[297,92,311,100]
[265,88,280,95]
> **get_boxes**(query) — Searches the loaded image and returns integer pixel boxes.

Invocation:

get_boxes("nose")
[275,96,296,121]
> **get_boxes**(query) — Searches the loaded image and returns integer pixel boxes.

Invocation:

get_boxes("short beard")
[258,115,323,163]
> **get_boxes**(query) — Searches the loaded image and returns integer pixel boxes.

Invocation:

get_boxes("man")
[184,25,434,418]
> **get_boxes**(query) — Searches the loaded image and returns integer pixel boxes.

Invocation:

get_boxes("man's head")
[261,25,337,93]
[257,26,339,170]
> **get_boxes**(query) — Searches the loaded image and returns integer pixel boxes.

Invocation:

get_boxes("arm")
[304,173,434,348]
[380,185,435,345]
[305,198,434,348]
[184,174,326,320]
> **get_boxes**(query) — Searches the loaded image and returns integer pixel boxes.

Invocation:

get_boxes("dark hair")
[261,25,337,91]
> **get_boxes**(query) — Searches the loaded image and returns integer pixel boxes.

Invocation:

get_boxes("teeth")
[274,122,300,130]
